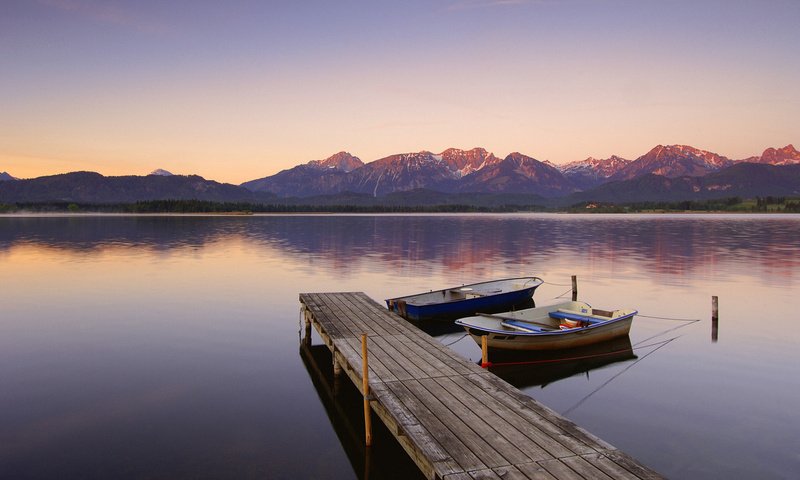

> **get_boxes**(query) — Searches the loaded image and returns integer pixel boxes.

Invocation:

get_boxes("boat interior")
[404,278,540,306]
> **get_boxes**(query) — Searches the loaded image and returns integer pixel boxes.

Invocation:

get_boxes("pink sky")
[1,1,797,184]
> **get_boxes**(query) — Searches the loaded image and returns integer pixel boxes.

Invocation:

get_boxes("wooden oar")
[477,312,556,329]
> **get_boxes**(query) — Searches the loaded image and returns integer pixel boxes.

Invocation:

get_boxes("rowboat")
[455,300,636,350]
[386,276,544,322]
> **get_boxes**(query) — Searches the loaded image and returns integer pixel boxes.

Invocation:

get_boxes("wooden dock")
[300,292,663,480]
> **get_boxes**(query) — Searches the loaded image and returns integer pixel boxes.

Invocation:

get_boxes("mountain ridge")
[0,171,275,204]
[2,144,798,205]
[241,144,799,198]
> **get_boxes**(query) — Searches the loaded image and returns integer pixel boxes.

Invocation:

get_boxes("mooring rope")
[542,280,573,287]
[443,333,468,347]
[561,337,676,415]
[552,287,573,299]
[633,318,699,347]
[637,313,702,322]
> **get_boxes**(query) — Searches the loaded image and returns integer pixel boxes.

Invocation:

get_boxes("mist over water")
[1,214,798,479]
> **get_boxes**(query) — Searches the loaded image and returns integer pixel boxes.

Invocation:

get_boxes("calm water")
[1,214,798,479]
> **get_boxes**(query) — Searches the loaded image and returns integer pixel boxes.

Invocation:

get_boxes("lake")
[1,214,798,479]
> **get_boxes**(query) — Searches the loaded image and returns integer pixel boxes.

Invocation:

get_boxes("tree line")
[1,197,798,214]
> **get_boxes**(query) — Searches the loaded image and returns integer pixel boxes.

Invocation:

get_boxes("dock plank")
[404,378,522,468]
[433,376,554,462]
[461,373,602,456]
[386,379,490,473]
[299,292,662,480]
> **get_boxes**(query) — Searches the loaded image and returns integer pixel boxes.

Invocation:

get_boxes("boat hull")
[455,300,636,351]
[464,316,633,350]
[386,277,543,322]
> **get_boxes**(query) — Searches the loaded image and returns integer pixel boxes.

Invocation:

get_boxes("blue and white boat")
[386,276,544,322]
[455,300,637,350]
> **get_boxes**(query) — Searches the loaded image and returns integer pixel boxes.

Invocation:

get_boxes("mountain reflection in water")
[299,342,425,480]
[2,215,799,283]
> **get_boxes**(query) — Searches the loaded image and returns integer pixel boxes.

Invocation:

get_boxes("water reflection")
[487,336,638,390]
[2,214,799,479]
[2,214,798,284]
[299,342,425,480]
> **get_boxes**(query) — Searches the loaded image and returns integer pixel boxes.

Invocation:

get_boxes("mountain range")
[1,144,798,206]
[241,144,800,199]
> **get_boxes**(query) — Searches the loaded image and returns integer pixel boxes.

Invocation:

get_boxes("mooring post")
[481,335,490,368]
[712,296,719,342]
[571,275,578,301]
[361,333,372,447]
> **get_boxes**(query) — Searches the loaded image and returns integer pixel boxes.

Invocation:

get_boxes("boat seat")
[548,311,605,324]
[501,319,550,333]
[450,289,485,298]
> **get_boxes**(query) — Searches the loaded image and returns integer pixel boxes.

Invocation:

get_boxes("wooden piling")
[302,307,312,346]
[571,275,578,301]
[333,356,342,395]
[480,335,489,368]
[712,296,718,320]
[712,296,719,342]
[333,356,342,376]
[361,333,372,447]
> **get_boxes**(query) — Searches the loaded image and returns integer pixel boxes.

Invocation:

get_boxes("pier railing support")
[361,333,372,447]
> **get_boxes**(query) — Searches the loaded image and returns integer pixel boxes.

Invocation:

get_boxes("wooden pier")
[300,292,662,480]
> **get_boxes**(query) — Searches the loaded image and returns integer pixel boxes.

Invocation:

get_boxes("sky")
[1,0,798,184]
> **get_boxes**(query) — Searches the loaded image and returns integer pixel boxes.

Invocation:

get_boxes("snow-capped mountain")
[345,148,502,196]
[149,169,174,176]
[242,148,502,197]
[610,145,734,181]
[558,156,631,189]
[240,152,362,196]
[0,171,17,182]
[457,152,575,196]
[439,148,502,177]
[306,151,364,172]
[346,151,457,196]
[756,144,800,166]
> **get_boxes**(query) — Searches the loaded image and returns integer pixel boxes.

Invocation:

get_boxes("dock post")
[481,335,490,368]
[571,275,578,301]
[361,333,372,447]
[302,307,312,346]
[333,355,342,395]
[712,296,719,342]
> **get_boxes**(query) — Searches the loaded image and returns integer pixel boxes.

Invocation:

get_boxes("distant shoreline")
[3,211,800,218]
[1,196,799,215]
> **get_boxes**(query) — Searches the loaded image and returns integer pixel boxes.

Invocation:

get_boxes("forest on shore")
[2,196,799,214]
